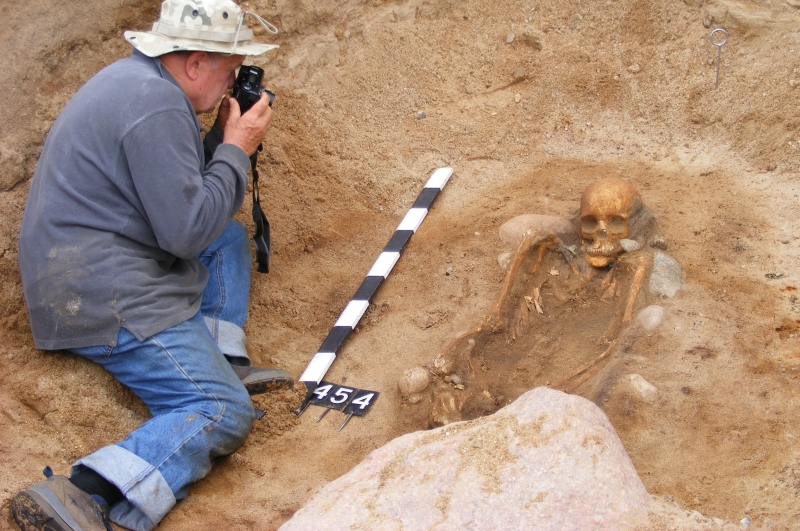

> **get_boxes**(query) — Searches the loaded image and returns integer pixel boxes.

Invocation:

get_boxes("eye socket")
[581,216,598,232]
[608,215,627,232]
[192,9,198,16]
[222,12,228,19]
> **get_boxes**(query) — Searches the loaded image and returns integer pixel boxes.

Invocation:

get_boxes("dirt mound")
[3,0,800,529]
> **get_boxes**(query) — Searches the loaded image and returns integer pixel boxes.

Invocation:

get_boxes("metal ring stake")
[293,167,454,418]
[710,28,728,89]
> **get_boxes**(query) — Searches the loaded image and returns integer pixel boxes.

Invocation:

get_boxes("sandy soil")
[3,0,800,529]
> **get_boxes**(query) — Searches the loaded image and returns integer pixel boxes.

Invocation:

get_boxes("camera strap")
[250,143,270,273]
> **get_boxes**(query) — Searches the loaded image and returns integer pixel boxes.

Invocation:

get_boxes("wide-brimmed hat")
[124,0,279,57]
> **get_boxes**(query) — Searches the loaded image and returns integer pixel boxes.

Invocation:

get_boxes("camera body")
[232,65,274,113]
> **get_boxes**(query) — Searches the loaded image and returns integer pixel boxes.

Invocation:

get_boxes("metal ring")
[710,28,728,47]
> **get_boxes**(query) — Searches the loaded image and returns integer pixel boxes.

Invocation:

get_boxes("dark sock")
[69,467,124,507]
[225,354,250,366]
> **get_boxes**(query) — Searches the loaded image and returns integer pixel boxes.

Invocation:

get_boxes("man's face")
[193,54,245,114]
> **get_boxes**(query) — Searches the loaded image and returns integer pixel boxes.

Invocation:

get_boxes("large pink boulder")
[280,387,651,530]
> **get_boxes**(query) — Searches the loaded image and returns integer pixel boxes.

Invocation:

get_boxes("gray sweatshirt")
[18,50,250,350]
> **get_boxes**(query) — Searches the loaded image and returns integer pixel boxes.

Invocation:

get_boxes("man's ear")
[185,51,209,82]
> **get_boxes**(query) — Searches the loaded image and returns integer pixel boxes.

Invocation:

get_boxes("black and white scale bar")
[295,167,453,412]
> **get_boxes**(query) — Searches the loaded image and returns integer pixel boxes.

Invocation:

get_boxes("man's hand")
[221,93,273,156]
[213,95,233,131]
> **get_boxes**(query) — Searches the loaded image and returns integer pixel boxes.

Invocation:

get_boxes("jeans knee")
[212,386,255,453]
[227,221,249,246]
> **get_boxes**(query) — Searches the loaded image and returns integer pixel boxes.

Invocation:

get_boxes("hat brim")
[124,30,279,57]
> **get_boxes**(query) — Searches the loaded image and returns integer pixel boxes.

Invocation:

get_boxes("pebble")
[521,31,543,51]
[506,33,516,43]
[790,79,798,88]
[620,238,641,252]
[499,214,576,246]
[514,93,521,103]
[650,235,667,250]
[627,64,641,74]
[498,251,513,270]
[635,305,665,331]
[449,374,463,386]
[445,266,453,276]
[740,517,751,527]
[512,67,526,80]
[416,111,426,120]
[649,252,682,298]
[398,367,431,397]
[625,374,658,403]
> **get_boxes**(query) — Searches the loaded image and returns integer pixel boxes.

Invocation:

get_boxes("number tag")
[320,384,356,411]
[343,389,379,416]
[309,382,335,407]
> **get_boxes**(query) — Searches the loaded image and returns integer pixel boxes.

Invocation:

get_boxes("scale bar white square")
[397,208,428,232]
[299,352,336,383]
[334,300,370,328]
[425,167,453,190]
[367,252,400,278]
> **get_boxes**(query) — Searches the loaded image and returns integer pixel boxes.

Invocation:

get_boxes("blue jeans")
[69,222,256,531]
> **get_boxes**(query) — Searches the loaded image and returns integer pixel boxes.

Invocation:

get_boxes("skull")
[579,177,640,268]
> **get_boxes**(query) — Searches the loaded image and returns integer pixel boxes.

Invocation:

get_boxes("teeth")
[586,243,618,256]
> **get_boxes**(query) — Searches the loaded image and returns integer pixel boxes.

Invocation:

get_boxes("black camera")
[232,65,274,113]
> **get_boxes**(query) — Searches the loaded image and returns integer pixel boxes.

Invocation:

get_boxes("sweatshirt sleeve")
[123,109,250,258]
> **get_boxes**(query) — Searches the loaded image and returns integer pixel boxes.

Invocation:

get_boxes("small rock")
[514,93,522,103]
[627,64,641,74]
[650,235,667,250]
[512,67,526,81]
[449,374,463,386]
[740,517,751,527]
[636,305,665,331]
[790,79,798,88]
[649,252,682,298]
[506,33,516,43]
[499,214,576,247]
[498,251,513,270]
[398,367,431,397]
[416,111,426,120]
[445,266,453,276]
[681,387,691,395]
[620,239,641,252]
[454,384,465,390]
[625,374,658,403]
[521,31,544,51]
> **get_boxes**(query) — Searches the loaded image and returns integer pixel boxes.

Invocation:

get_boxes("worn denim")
[199,220,252,364]
[69,221,256,531]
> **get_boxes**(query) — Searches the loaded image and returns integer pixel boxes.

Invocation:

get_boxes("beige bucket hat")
[124,0,279,57]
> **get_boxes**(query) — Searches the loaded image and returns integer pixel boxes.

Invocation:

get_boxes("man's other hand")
[221,93,273,156]
[214,95,233,131]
